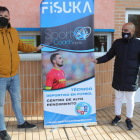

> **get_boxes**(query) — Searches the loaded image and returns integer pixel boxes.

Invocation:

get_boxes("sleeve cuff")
[96,58,99,64]
[33,47,38,51]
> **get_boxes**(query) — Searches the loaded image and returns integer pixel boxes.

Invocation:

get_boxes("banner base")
[50,128,58,132]
[44,122,97,129]
[83,124,89,131]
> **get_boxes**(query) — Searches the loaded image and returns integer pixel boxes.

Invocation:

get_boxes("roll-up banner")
[40,0,96,128]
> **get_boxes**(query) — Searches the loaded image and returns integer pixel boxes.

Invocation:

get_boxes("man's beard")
[57,64,63,67]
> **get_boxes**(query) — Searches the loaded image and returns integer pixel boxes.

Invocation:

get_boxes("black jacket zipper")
[120,41,129,91]
[5,31,13,76]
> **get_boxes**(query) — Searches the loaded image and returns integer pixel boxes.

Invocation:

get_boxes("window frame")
[94,32,112,58]
[18,31,41,61]
[19,35,37,54]
[18,31,112,61]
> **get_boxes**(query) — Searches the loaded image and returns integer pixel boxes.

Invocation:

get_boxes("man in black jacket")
[92,23,140,130]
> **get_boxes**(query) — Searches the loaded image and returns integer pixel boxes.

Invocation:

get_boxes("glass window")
[18,31,112,60]
[19,35,41,53]
[20,36,36,46]
[94,33,112,53]
[94,35,107,52]
[128,15,140,38]
[18,31,111,53]
[126,10,140,39]
[18,31,41,54]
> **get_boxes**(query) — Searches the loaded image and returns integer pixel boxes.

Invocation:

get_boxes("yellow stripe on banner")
[59,79,66,82]
[45,87,52,90]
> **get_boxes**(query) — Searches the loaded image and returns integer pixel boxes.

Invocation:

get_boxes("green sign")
[20,36,36,46]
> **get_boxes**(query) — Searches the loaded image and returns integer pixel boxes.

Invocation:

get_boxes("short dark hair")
[50,53,60,64]
[0,6,9,13]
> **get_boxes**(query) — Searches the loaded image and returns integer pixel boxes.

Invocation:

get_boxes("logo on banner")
[75,102,92,116]
[44,26,92,46]
[73,27,91,40]
[42,1,92,14]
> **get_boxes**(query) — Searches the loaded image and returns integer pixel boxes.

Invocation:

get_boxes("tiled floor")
[5,104,140,140]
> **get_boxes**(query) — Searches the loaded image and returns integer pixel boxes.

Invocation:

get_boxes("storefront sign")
[20,36,36,46]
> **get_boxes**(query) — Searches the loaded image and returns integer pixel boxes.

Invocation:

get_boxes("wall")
[5,61,114,116]
[0,0,116,116]
[114,0,140,40]
[1,0,115,29]
[94,0,115,29]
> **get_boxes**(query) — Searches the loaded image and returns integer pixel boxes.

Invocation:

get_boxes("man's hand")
[37,45,44,51]
[92,59,98,64]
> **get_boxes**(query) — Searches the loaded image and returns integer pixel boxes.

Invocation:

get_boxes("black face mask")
[122,32,131,40]
[0,17,9,27]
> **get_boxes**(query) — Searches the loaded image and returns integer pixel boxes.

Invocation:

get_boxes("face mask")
[122,32,131,40]
[0,17,9,27]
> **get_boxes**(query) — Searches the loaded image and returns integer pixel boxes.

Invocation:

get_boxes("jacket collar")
[0,23,11,33]
[129,35,135,42]
[122,35,135,43]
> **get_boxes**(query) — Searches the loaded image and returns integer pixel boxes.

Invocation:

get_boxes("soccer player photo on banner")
[40,0,96,128]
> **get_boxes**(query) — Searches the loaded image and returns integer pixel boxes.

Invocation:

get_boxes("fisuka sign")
[41,1,92,14]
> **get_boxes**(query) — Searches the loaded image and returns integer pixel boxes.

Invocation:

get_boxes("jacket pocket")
[125,76,137,84]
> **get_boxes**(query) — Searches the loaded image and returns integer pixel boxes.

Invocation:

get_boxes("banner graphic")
[40,0,96,128]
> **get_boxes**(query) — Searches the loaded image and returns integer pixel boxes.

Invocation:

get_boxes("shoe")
[17,121,37,129]
[125,119,133,130]
[111,116,121,125]
[0,130,11,140]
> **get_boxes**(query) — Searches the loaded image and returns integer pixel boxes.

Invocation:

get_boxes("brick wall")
[114,0,140,40]
[4,61,114,116]
[1,0,115,29]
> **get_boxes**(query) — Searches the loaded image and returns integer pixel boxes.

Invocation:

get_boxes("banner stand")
[44,122,97,129]
[83,124,89,130]
[45,122,97,132]
[50,128,57,132]
[48,123,93,132]
[41,0,97,130]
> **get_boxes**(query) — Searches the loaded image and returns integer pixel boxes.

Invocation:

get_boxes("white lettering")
[73,2,81,13]
[42,2,49,14]
[83,1,92,13]
[54,2,62,13]
[50,2,53,13]
[63,2,72,13]
[42,1,92,14]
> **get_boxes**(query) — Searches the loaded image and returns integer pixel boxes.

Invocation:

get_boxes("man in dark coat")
[92,23,140,130]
